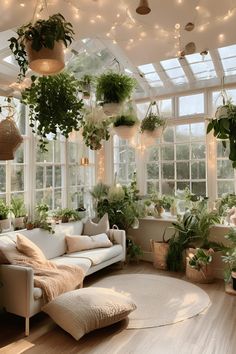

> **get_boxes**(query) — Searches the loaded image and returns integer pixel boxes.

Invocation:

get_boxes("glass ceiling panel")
[138,63,156,74]
[160,58,180,70]
[218,44,236,58]
[185,52,216,80]
[160,58,187,84]
[149,81,163,87]
[145,72,160,81]
[218,44,236,77]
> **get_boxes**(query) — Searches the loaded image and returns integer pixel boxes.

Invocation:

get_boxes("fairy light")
[195,6,200,10]
[90,19,95,24]
[218,33,225,42]
[140,31,147,37]
[113,40,117,44]
[117,13,120,18]
[20,2,25,7]
[106,32,110,37]
[96,14,102,19]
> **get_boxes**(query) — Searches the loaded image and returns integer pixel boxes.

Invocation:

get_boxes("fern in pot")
[9,13,74,80]
[140,101,166,141]
[96,71,136,116]
[113,111,139,140]
[10,196,27,230]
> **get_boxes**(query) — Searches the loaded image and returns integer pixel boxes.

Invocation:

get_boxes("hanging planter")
[96,72,136,116]
[9,13,74,80]
[0,104,23,160]
[78,74,95,100]
[140,101,166,142]
[113,113,139,140]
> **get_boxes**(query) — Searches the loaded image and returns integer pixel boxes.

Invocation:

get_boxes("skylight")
[218,44,236,76]
[138,63,163,87]
[185,52,216,80]
[160,58,188,85]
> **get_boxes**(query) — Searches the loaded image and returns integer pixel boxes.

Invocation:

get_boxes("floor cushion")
[42,287,136,340]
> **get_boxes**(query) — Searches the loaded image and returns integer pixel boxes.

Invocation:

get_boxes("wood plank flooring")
[0,261,236,354]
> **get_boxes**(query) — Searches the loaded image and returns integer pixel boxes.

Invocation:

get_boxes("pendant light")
[136,0,151,15]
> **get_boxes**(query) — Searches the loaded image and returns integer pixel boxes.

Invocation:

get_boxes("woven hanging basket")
[25,40,65,75]
[0,117,23,160]
[150,227,169,270]
[113,124,139,140]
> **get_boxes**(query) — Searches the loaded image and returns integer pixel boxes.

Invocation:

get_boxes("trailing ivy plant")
[96,72,136,104]
[207,101,236,168]
[9,13,74,81]
[21,73,84,151]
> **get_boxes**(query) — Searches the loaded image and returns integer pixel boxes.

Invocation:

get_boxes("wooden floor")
[0,261,236,354]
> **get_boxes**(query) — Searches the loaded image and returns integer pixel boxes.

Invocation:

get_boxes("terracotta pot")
[0,218,11,232]
[26,223,34,230]
[103,103,122,116]
[25,40,65,75]
[113,124,139,140]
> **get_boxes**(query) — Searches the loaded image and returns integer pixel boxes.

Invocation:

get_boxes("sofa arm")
[108,229,126,261]
[0,264,34,318]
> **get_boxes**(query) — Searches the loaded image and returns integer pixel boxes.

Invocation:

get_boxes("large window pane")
[11,165,24,191]
[179,93,204,116]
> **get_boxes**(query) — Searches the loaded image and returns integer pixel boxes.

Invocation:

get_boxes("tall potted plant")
[113,113,139,140]
[9,13,74,80]
[10,196,27,230]
[21,73,84,151]
[96,72,136,116]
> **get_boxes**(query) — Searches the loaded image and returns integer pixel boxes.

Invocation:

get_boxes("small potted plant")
[9,13,74,80]
[140,101,166,140]
[79,74,95,99]
[10,196,27,230]
[53,208,80,223]
[96,72,136,116]
[186,248,214,283]
[21,73,84,151]
[0,200,10,232]
[113,113,139,140]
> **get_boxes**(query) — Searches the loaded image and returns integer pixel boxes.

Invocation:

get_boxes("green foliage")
[126,238,143,261]
[53,208,80,222]
[113,113,138,127]
[0,200,9,220]
[90,183,109,200]
[207,101,236,168]
[216,193,236,216]
[221,228,236,282]
[21,73,84,151]
[188,248,213,271]
[96,72,136,104]
[151,194,174,211]
[140,113,166,132]
[78,74,95,96]
[9,13,74,81]
[10,197,27,217]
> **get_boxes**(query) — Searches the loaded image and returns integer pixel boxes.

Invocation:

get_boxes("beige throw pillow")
[66,233,113,253]
[0,235,16,264]
[43,287,137,340]
[83,213,109,236]
[16,234,47,263]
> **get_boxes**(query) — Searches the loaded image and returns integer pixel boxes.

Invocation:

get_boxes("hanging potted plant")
[81,107,111,150]
[10,196,27,230]
[0,200,10,232]
[207,100,236,168]
[9,13,74,80]
[78,74,95,99]
[96,71,136,116]
[21,72,84,151]
[113,111,139,140]
[140,101,166,141]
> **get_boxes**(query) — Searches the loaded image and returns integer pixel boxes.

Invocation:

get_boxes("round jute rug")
[91,274,211,329]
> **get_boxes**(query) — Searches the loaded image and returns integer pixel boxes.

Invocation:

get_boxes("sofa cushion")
[83,213,109,236]
[66,233,112,253]
[0,235,16,264]
[64,244,122,265]
[16,234,47,263]
[52,256,92,274]
[42,287,136,341]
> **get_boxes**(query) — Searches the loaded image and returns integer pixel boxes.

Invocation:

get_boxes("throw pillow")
[0,235,16,264]
[16,234,47,263]
[42,287,136,340]
[66,233,113,253]
[83,213,109,236]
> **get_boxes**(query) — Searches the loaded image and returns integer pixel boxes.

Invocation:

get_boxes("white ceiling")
[0,0,236,97]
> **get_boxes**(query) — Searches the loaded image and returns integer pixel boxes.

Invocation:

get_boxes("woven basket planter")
[113,124,139,140]
[186,248,214,283]
[25,40,65,75]
[14,217,25,230]
[150,228,169,270]
[0,219,11,232]
[0,117,23,160]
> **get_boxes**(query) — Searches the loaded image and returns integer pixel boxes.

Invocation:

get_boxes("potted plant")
[186,248,214,283]
[0,200,10,232]
[140,101,166,140]
[221,228,236,291]
[53,208,80,223]
[10,196,27,230]
[207,100,236,168]
[21,73,84,151]
[96,72,136,116]
[78,74,95,99]
[34,203,54,233]
[9,13,74,80]
[82,107,111,150]
[113,113,139,140]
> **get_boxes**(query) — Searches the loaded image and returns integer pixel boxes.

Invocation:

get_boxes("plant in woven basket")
[188,248,213,271]
[207,100,236,168]
[21,73,84,152]
[9,13,74,81]
[96,72,136,104]
[140,113,166,133]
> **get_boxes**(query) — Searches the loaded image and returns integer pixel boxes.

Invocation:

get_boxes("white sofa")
[0,221,126,335]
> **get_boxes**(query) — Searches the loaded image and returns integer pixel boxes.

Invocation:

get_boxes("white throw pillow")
[83,213,109,236]
[42,287,136,340]
[66,233,113,253]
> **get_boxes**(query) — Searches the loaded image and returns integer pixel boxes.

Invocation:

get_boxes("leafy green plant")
[126,237,143,261]
[9,13,74,81]
[113,113,138,127]
[207,101,236,168]
[0,200,9,220]
[90,182,109,201]
[53,208,80,223]
[221,228,236,282]
[188,248,213,271]
[140,113,166,133]
[216,193,236,217]
[78,74,95,97]
[10,197,26,217]
[21,73,84,151]
[34,203,54,233]
[96,72,136,104]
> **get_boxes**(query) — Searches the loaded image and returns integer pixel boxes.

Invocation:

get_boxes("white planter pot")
[103,103,122,116]
[142,126,164,140]
[0,218,11,232]
[14,216,25,230]
[25,40,65,75]
[113,124,139,140]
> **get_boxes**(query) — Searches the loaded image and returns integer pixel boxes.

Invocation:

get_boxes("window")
[218,44,236,76]
[160,58,188,85]
[185,52,216,80]
[113,136,136,184]
[138,63,163,88]
[179,93,204,116]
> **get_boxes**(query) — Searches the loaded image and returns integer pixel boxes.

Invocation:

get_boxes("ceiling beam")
[178,57,196,83]
[210,48,224,79]
[152,62,173,89]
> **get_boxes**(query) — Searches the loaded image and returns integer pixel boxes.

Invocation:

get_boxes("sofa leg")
[25,317,29,336]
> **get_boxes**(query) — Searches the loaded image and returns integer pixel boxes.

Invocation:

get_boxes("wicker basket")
[0,117,23,160]
[150,228,169,270]
[186,249,214,283]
